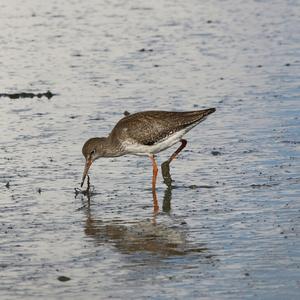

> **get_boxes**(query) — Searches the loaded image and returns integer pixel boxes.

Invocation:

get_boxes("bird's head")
[81,137,107,187]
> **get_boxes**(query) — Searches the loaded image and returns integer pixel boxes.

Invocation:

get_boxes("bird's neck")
[101,136,125,157]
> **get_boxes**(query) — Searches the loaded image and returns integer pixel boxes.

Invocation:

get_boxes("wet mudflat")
[1,0,300,299]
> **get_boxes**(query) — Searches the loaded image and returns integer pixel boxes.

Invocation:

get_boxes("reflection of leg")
[152,189,159,213]
[86,175,91,206]
[149,155,159,213]
[161,161,172,186]
[161,139,187,186]
[162,185,172,213]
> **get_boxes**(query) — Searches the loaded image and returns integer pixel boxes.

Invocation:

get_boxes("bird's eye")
[91,149,96,155]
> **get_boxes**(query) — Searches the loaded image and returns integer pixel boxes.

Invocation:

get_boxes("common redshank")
[81,108,215,195]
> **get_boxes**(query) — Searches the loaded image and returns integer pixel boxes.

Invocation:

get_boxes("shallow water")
[1,0,300,299]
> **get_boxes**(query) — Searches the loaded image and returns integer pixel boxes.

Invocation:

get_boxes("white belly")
[122,127,191,156]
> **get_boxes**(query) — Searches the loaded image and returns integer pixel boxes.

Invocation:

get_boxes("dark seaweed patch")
[0,91,56,99]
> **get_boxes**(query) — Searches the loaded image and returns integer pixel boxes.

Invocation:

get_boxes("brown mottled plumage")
[81,108,216,189]
[110,109,215,146]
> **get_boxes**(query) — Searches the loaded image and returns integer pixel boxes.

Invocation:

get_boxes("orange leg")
[149,154,159,213]
[167,139,187,163]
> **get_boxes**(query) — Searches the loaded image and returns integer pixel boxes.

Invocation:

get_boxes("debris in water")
[139,48,153,52]
[57,276,71,282]
[211,150,222,156]
[75,175,92,197]
[0,90,56,99]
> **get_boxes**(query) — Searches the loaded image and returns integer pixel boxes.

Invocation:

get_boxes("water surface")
[1,0,300,299]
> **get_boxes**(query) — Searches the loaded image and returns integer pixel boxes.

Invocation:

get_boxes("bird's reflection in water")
[161,160,173,213]
[81,183,211,257]
[83,206,209,256]
[147,159,176,214]
[77,160,214,258]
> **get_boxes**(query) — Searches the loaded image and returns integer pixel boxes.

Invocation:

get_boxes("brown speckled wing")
[110,109,215,146]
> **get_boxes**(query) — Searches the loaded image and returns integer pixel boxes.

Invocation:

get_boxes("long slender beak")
[81,159,92,187]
